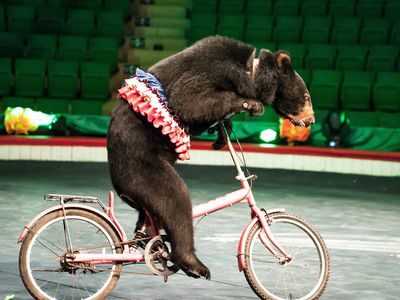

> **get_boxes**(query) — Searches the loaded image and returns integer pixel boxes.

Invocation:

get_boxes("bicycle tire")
[19,208,123,300]
[243,212,330,300]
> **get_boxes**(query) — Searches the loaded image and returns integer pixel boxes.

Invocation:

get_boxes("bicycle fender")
[17,204,123,243]
[237,208,285,272]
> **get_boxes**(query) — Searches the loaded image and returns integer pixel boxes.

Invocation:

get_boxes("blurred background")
[0,0,399,151]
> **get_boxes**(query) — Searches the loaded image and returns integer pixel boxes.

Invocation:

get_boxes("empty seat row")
[316,109,400,128]
[0,58,111,100]
[295,69,400,112]
[0,0,130,11]
[0,96,105,115]
[0,33,120,68]
[233,107,400,128]
[265,43,399,72]
[190,14,400,45]
[0,5,125,37]
[191,0,400,18]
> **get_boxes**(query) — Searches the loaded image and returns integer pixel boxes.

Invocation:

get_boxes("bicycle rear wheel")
[19,209,123,300]
[244,212,330,300]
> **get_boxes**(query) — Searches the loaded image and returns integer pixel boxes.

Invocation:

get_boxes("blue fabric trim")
[135,68,169,106]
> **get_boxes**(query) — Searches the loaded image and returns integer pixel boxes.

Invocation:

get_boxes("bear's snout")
[301,114,315,127]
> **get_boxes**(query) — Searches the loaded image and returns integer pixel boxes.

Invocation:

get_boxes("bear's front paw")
[243,100,264,116]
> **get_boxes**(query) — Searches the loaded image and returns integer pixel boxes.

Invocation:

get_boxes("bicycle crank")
[144,235,179,280]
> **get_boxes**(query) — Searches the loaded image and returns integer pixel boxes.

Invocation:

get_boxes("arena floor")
[0,161,399,300]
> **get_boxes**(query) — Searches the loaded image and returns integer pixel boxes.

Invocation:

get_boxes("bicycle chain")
[26,227,160,276]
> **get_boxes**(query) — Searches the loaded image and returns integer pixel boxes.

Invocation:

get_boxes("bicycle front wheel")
[19,209,123,300]
[244,212,330,300]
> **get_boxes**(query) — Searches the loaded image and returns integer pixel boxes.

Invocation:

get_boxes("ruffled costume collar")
[118,68,191,161]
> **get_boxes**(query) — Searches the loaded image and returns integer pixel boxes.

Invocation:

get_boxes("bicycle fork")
[236,207,290,271]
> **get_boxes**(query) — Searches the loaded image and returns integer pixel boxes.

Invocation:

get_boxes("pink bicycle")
[18,122,330,300]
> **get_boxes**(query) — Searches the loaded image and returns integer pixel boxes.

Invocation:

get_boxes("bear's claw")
[174,255,211,280]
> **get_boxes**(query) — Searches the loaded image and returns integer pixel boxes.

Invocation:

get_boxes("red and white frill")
[118,77,191,160]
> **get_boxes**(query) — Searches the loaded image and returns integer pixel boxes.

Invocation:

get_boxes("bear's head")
[254,49,315,127]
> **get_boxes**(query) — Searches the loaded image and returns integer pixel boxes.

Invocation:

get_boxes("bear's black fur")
[107,36,313,280]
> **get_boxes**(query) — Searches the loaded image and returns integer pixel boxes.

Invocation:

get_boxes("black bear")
[107,36,314,280]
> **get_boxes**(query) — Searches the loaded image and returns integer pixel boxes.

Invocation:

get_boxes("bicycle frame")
[18,123,290,272]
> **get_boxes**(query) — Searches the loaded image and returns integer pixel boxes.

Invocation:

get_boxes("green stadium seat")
[273,0,300,16]
[356,0,385,17]
[7,5,35,34]
[0,5,4,31]
[65,9,95,36]
[278,43,306,68]
[0,58,12,96]
[302,17,332,43]
[103,0,130,13]
[46,0,65,7]
[305,44,337,70]
[341,71,375,111]
[144,5,186,18]
[27,34,58,59]
[328,0,356,17]
[251,41,276,52]
[154,0,189,5]
[390,19,400,45]
[300,0,329,16]
[191,0,218,14]
[79,0,102,10]
[96,10,125,37]
[244,15,274,43]
[273,16,303,42]
[246,0,272,16]
[217,14,245,40]
[15,59,46,97]
[35,98,70,114]
[331,17,362,44]
[335,44,368,70]
[58,35,88,61]
[19,0,46,8]
[80,62,110,100]
[345,110,380,127]
[384,0,400,19]
[296,68,312,86]
[360,18,391,45]
[219,0,245,15]
[0,32,25,58]
[379,112,400,128]
[88,36,120,69]
[189,13,217,42]
[2,97,35,109]
[47,60,79,99]
[71,99,103,115]
[309,70,342,109]
[366,45,398,71]
[373,72,400,112]
[36,7,66,34]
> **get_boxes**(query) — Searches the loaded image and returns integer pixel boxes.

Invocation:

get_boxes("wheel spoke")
[244,213,330,300]
[19,209,122,300]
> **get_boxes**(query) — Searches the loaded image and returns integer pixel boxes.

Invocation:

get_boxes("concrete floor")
[0,161,399,299]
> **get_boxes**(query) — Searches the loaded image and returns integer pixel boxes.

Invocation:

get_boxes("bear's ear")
[258,49,276,68]
[275,50,293,73]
